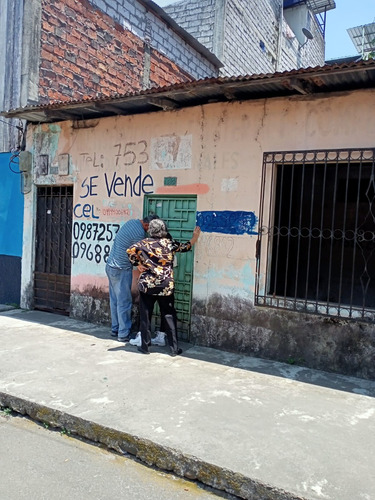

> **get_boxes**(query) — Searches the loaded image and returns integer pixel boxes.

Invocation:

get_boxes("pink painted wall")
[23,88,375,306]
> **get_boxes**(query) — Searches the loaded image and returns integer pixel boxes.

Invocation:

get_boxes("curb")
[0,392,307,500]
[0,305,17,312]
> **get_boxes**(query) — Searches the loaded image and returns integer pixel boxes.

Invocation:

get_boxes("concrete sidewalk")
[0,308,374,500]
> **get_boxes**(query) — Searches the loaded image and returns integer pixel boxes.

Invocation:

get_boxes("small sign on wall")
[58,154,70,175]
[37,155,49,176]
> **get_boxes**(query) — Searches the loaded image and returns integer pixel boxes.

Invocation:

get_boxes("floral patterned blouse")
[127,237,192,296]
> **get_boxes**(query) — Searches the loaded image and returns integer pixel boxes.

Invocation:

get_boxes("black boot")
[170,348,182,357]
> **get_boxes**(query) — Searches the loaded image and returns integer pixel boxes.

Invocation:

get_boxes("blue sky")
[154,0,375,60]
[325,0,375,59]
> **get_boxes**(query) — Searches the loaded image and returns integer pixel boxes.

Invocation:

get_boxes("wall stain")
[191,293,375,380]
[70,286,139,333]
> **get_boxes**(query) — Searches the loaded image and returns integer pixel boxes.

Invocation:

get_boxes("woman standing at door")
[126,219,201,356]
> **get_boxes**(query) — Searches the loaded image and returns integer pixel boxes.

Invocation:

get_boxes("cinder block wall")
[164,0,325,76]
[162,0,216,53]
[90,0,218,79]
[223,0,280,74]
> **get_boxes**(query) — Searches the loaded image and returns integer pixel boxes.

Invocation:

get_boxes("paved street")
[0,412,232,500]
[1,308,375,500]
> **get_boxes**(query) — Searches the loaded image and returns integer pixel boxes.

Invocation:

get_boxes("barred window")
[255,149,375,321]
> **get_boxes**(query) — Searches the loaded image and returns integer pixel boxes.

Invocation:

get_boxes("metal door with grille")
[34,186,73,314]
[145,195,197,340]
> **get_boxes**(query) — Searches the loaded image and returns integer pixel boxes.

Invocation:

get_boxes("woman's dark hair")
[143,214,159,224]
[148,219,168,238]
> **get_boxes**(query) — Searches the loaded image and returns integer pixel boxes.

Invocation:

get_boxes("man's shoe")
[137,346,150,355]
[110,331,118,337]
[170,348,182,357]
[151,331,166,346]
[118,335,130,342]
[129,332,142,346]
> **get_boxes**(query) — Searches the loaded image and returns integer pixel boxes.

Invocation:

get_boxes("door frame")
[144,194,197,340]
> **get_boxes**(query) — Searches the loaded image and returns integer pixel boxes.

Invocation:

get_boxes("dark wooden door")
[34,186,73,314]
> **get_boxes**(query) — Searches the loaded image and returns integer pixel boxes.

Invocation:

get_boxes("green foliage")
[365,37,375,60]
[0,407,12,416]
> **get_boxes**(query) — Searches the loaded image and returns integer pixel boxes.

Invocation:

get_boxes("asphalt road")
[0,412,234,500]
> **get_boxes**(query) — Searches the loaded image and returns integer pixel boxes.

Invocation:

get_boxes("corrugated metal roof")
[306,0,335,14]
[348,23,375,56]
[2,59,375,124]
[284,0,335,14]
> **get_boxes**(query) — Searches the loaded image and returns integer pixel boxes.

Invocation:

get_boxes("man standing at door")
[105,215,159,341]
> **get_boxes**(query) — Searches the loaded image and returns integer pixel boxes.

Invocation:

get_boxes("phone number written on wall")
[72,221,120,264]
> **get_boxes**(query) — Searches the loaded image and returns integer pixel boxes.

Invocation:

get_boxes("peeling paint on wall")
[194,261,255,300]
[221,177,238,192]
[150,135,192,170]
[33,124,62,164]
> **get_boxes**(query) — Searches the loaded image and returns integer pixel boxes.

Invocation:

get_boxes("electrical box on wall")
[19,151,32,174]
[58,153,70,175]
[19,151,32,194]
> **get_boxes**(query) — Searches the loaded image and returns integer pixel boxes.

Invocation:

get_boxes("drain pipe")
[275,0,283,72]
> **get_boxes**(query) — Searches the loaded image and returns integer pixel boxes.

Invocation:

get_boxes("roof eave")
[2,60,375,124]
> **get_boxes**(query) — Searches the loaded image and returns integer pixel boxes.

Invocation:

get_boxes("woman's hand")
[137,264,146,273]
[190,226,201,245]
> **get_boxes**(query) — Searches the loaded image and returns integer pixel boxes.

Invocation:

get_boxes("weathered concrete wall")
[192,294,375,380]
[22,88,375,378]
[0,1,24,151]
[0,0,42,152]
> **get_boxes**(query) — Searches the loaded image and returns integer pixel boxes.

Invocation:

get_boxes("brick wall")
[91,0,218,79]
[39,0,197,103]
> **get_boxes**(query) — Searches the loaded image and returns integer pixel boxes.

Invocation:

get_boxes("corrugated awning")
[348,23,375,56]
[2,60,375,124]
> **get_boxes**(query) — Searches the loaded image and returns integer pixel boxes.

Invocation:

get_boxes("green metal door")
[144,195,197,340]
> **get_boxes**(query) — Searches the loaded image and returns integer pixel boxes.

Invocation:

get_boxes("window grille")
[255,149,375,321]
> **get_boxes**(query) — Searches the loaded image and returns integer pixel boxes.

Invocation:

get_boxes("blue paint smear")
[0,153,24,257]
[196,210,257,235]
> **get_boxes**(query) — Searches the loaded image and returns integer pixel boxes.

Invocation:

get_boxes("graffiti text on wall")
[196,211,258,235]
[204,235,235,257]
[74,142,156,218]
[72,221,120,264]
[79,141,150,169]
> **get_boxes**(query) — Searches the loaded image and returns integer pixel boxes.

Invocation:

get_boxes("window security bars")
[34,186,73,314]
[35,186,73,275]
[255,149,375,321]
